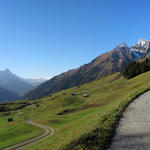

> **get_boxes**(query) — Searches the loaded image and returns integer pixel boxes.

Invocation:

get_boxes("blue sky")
[0,0,150,78]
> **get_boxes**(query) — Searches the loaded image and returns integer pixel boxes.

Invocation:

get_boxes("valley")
[1,1,150,149]
[0,69,47,102]
[1,70,150,149]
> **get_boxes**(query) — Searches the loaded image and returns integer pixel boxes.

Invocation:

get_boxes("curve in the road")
[3,120,54,150]
[108,91,150,150]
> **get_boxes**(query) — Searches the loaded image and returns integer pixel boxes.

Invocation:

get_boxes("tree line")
[122,58,150,79]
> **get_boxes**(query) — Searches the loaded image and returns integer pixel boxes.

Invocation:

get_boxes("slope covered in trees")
[122,58,150,79]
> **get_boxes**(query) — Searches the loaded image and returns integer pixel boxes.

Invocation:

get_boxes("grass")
[62,88,150,150]
[0,113,44,149]
[1,71,150,149]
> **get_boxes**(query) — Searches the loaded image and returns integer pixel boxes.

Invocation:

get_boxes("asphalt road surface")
[108,91,150,150]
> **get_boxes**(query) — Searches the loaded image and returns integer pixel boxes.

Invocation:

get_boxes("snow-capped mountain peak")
[119,42,129,48]
[137,38,149,48]
[130,39,150,60]
[130,39,150,52]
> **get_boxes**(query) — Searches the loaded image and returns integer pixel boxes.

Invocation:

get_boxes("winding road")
[6,91,150,150]
[3,120,54,150]
[108,91,150,150]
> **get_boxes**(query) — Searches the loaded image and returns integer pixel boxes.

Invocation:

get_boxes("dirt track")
[3,120,54,150]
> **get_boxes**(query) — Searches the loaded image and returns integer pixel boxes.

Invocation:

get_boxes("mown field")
[1,71,150,150]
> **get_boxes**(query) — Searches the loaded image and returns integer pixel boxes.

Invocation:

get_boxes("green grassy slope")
[0,112,44,149]
[1,71,150,150]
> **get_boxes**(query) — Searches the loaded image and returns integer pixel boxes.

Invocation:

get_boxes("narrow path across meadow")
[108,91,150,150]
[3,120,54,150]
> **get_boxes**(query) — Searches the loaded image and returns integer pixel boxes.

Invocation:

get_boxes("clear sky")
[0,0,150,78]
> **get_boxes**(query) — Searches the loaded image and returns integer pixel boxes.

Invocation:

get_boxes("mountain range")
[0,69,33,94]
[0,69,47,102]
[24,39,150,100]
[23,77,49,87]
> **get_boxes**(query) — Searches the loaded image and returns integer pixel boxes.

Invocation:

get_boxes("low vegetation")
[1,71,150,149]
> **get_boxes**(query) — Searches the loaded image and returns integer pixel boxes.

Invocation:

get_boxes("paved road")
[3,120,54,150]
[108,91,150,150]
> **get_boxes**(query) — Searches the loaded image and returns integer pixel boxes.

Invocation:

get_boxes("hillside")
[0,86,19,102]
[24,44,135,99]
[2,70,150,149]
[24,39,150,100]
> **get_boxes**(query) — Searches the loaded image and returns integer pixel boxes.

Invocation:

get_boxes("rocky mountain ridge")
[130,39,150,59]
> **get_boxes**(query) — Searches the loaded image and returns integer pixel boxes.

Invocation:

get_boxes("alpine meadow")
[1,1,150,150]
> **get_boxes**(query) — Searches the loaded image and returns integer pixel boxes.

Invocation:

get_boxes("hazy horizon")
[0,0,150,78]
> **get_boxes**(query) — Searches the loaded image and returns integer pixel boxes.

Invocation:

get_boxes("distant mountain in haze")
[24,39,150,100]
[0,69,33,94]
[0,68,49,101]
[0,86,19,102]
[23,77,49,87]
